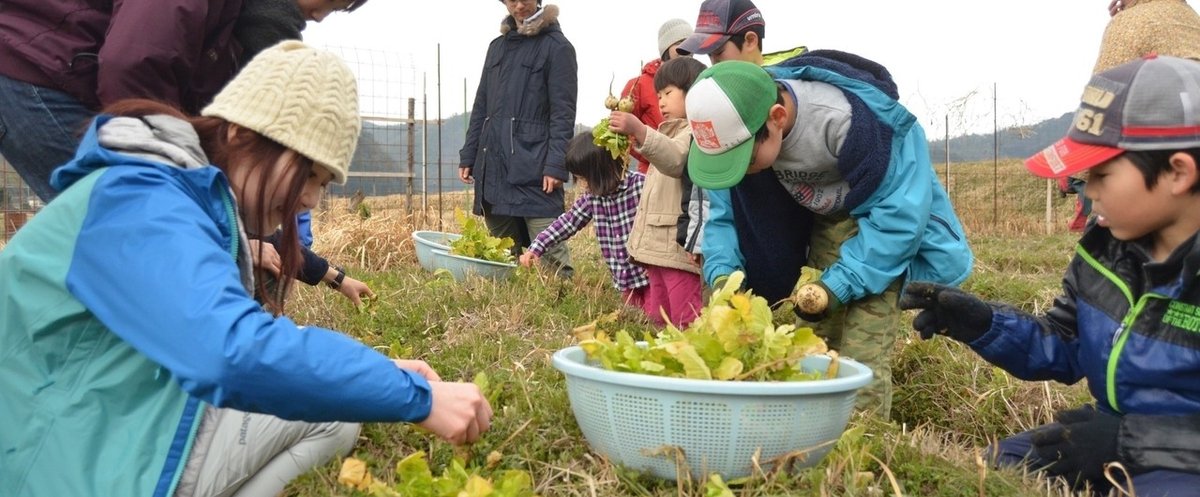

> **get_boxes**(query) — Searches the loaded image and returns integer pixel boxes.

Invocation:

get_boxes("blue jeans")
[992,426,1200,496]
[0,74,95,202]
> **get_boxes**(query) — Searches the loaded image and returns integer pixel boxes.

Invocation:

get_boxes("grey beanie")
[658,18,694,56]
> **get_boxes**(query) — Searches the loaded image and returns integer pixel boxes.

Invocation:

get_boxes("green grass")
[280,209,1097,496]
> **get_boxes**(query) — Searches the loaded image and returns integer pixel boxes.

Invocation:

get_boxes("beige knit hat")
[658,18,694,57]
[202,40,360,184]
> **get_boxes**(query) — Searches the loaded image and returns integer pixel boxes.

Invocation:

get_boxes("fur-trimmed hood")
[501,4,559,35]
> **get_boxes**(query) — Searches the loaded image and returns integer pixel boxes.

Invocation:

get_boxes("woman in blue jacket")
[0,41,491,497]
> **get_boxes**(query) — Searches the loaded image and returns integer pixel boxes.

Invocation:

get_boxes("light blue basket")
[412,230,461,271]
[430,248,516,281]
[551,345,872,481]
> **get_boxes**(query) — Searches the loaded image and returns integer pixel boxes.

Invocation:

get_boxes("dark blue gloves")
[898,282,992,343]
[1031,405,1121,491]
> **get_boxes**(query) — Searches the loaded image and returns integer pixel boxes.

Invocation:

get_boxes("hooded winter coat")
[0,115,433,496]
[460,5,579,218]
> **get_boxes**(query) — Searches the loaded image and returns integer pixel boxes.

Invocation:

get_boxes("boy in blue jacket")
[900,55,1200,495]
[686,58,972,418]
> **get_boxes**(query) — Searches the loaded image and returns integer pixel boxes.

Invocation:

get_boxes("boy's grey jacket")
[460,5,579,218]
[973,225,1200,474]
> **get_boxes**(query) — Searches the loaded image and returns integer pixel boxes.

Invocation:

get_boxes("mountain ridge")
[927,112,1073,163]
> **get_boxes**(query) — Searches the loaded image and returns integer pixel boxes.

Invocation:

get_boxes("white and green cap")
[685,61,777,189]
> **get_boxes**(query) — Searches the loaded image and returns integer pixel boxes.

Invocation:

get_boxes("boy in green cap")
[686,57,972,417]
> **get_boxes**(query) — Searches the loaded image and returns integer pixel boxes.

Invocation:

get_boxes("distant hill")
[927,112,1074,163]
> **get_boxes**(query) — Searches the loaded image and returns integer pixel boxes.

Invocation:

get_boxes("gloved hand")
[897,282,992,343]
[792,281,840,322]
[1030,405,1121,491]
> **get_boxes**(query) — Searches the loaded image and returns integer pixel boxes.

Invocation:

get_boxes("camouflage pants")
[802,213,901,419]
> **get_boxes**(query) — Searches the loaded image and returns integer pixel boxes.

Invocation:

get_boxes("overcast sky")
[303,0,1111,139]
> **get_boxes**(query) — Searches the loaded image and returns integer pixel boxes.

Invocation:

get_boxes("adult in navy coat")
[460,0,579,276]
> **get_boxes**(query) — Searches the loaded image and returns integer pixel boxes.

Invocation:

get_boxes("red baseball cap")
[1026,55,1200,178]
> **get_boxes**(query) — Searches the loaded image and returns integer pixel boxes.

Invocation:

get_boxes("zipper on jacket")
[686,187,706,252]
[929,214,961,241]
[479,117,490,164]
[1105,294,1166,413]
[1076,244,1165,413]
[221,188,239,260]
[510,117,516,155]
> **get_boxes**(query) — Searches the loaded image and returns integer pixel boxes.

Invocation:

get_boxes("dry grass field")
[276,162,1103,497]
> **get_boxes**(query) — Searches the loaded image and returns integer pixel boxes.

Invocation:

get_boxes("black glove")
[898,282,992,343]
[1030,406,1121,491]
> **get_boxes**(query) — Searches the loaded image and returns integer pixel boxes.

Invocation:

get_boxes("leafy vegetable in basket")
[575,271,836,381]
[449,208,515,264]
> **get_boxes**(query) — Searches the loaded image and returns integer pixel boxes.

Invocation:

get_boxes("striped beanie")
[202,40,360,184]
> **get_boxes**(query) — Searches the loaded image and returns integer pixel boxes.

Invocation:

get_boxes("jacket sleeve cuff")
[704,265,738,287]
[298,246,330,286]
[1119,412,1200,474]
[819,272,855,306]
[544,164,569,181]
[392,370,434,422]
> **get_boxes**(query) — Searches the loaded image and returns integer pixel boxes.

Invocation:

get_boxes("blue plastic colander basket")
[430,248,516,281]
[551,345,872,480]
[412,230,461,271]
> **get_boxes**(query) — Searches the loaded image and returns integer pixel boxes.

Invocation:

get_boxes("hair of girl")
[565,132,624,196]
[653,56,708,93]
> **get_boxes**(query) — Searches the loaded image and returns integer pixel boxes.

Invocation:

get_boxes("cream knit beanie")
[658,18,694,57]
[202,40,360,184]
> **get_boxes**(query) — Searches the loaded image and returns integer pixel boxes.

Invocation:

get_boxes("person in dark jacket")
[0,0,367,203]
[459,0,578,277]
[901,55,1200,497]
[0,0,374,304]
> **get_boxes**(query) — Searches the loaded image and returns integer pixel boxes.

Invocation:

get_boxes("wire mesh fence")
[1,44,1083,243]
[1,158,39,241]
[939,159,1082,237]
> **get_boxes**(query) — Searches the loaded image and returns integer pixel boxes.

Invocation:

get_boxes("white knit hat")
[202,40,360,184]
[657,18,694,57]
